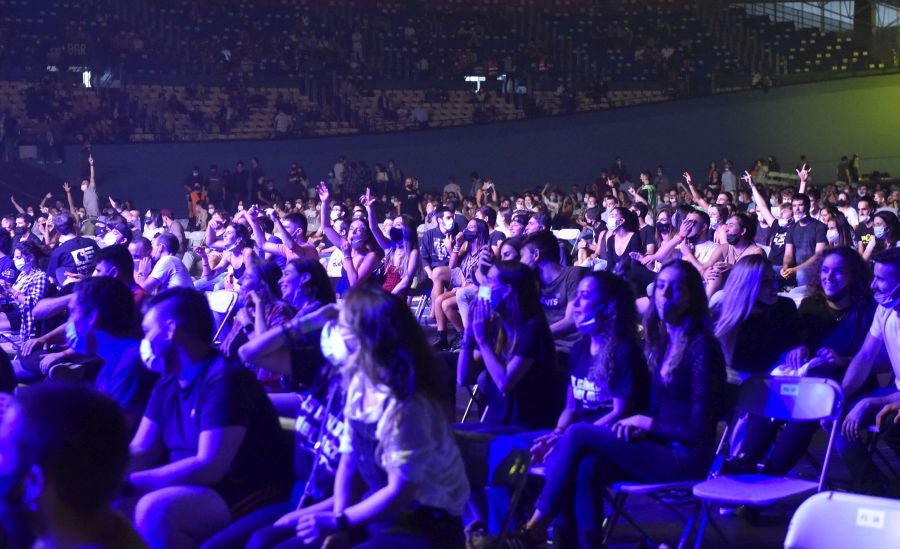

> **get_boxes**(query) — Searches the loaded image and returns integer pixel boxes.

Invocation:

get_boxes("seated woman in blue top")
[523,260,727,548]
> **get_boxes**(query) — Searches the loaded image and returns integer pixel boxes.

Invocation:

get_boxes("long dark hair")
[643,260,710,380]
[288,258,336,307]
[341,285,450,414]
[491,261,550,358]
[580,271,640,388]
[811,246,872,304]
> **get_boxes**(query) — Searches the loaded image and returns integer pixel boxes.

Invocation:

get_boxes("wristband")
[335,512,350,532]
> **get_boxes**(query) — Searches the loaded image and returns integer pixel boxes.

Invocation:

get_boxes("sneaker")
[48,362,86,382]
[433,333,450,352]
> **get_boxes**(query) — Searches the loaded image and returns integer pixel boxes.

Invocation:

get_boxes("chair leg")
[461,385,479,423]
[603,491,658,547]
[677,502,700,549]
[692,502,710,549]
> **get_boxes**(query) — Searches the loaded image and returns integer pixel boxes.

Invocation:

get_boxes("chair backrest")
[735,376,843,423]
[205,290,238,344]
[784,491,900,548]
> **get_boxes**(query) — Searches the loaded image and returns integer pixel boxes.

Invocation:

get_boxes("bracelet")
[452,247,461,254]
[335,512,350,532]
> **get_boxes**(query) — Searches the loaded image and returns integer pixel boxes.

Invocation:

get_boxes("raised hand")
[741,170,754,187]
[62,181,72,193]
[682,172,693,186]
[796,164,811,182]
[361,187,376,208]
[44,192,52,200]
[88,155,94,166]
[316,182,330,202]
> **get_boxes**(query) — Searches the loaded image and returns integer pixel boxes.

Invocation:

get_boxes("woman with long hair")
[711,255,800,381]
[251,286,469,549]
[825,211,855,249]
[239,259,337,394]
[0,241,50,340]
[195,220,253,291]
[317,183,382,294]
[434,218,491,350]
[731,247,877,476]
[220,255,294,385]
[457,261,561,430]
[604,206,642,274]
[861,210,900,261]
[522,272,650,546]
[363,190,421,297]
[522,260,726,548]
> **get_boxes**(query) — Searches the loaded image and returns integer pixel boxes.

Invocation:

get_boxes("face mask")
[826,229,839,244]
[778,218,790,227]
[858,215,870,224]
[81,183,88,192]
[389,227,403,242]
[726,233,741,245]
[794,213,807,222]
[656,221,670,234]
[320,321,349,365]
[874,282,900,309]
[463,229,477,242]
[208,208,215,215]
[350,237,364,249]
[13,258,25,270]
[102,232,118,246]
[606,218,620,232]
[139,336,168,374]
[858,190,866,197]
[330,212,341,222]
[709,217,719,229]
[874,226,887,239]
[144,216,152,226]
[443,218,455,231]
[65,321,88,354]
[237,204,244,212]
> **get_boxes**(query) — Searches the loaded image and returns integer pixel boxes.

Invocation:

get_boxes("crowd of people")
[0,149,898,549]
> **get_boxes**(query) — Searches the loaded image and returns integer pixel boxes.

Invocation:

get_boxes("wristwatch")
[335,511,350,532]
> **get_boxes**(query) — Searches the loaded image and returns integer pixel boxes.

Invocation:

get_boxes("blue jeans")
[535,424,710,548]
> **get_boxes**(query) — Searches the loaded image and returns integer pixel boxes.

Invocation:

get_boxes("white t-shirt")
[338,374,470,516]
[149,255,193,289]
[694,241,719,264]
[325,249,344,278]
[869,304,900,388]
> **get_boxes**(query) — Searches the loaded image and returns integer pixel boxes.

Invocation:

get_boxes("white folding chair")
[685,376,844,548]
[205,290,238,345]
[784,491,900,548]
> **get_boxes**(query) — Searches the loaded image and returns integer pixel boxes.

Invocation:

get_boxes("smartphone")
[477,285,491,301]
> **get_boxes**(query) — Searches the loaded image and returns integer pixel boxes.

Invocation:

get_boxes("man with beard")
[0,383,142,548]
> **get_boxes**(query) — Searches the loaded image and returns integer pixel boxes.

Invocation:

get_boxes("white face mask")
[874,282,900,309]
[81,183,89,192]
[102,232,119,246]
[874,226,887,239]
[443,218,455,231]
[826,229,839,244]
[778,218,789,227]
[139,337,167,374]
[606,217,620,232]
[13,258,25,270]
[320,321,349,365]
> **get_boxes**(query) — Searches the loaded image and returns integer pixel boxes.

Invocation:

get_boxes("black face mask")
[726,233,741,245]
[463,230,477,242]
[656,221,670,234]
[389,227,403,242]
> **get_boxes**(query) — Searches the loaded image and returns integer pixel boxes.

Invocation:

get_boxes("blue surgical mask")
[13,258,24,271]
[139,337,168,374]
[874,282,900,309]
[65,321,88,354]
[874,226,887,239]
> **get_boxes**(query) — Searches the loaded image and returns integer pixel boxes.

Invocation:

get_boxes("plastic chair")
[685,376,844,548]
[784,491,900,548]
[205,290,238,345]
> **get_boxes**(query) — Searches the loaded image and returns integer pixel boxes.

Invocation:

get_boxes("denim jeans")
[535,423,710,548]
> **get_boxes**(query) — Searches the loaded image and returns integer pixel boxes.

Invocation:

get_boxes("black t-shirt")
[722,297,800,374]
[506,317,562,429]
[540,266,586,352]
[399,190,421,221]
[489,230,505,249]
[605,232,643,274]
[767,222,791,266]
[567,336,649,423]
[786,218,827,264]
[144,354,293,507]
[797,294,877,359]
[47,236,99,286]
[638,225,657,253]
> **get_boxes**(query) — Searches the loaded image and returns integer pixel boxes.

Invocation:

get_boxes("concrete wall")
[28,72,900,216]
